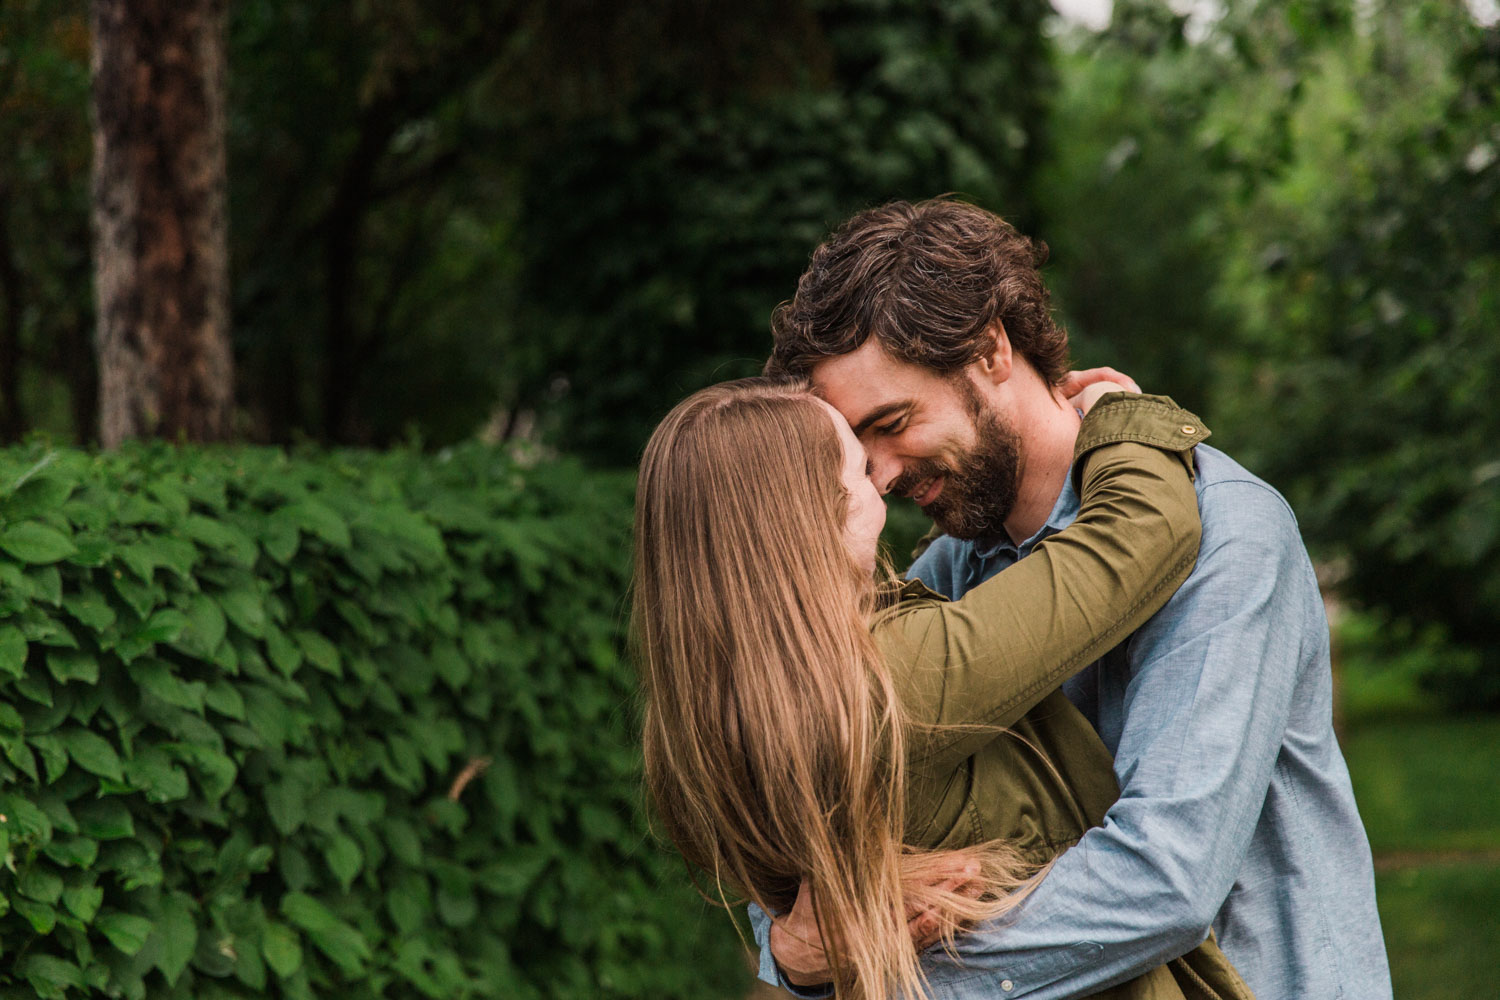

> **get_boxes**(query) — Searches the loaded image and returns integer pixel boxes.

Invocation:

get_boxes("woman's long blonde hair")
[634,378,1042,1000]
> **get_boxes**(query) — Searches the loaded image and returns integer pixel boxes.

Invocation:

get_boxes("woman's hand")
[1062,366,1141,415]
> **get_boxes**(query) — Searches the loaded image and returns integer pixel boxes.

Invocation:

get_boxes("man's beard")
[891,392,1021,542]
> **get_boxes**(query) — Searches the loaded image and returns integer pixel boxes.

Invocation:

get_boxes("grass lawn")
[1339,636,1500,999]
[1375,862,1500,1000]
[1342,715,1500,854]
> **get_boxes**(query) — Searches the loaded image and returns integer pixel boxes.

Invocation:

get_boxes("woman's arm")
[875,393,1208,768]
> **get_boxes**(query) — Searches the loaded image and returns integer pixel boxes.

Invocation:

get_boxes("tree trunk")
[91,0,232,446]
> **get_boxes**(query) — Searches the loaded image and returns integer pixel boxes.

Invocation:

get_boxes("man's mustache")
[889,459,953,500]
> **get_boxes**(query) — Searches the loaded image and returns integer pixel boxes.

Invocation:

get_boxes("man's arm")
[749,902,835,998]
[915,479,1315,998]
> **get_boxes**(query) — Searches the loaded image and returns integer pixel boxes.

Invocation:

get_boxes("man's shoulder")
[1190,445,1304,550]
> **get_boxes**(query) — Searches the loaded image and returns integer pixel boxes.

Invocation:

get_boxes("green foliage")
[1038,1,1233,416]
[517,0,1053,461]
[0,441,747,999]
[0,0,95,444]
[1205,4,1500,706]
[1042,0,1500,708]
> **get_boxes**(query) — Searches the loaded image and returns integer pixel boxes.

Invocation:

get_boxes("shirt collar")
[970,464,1083,561]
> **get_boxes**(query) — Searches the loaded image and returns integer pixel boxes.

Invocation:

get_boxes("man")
[748,198,1391,999]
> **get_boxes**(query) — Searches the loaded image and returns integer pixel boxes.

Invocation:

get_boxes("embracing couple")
[632,198,1392,1000]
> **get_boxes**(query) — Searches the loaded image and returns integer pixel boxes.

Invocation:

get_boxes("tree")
[516,0,1054,462]
[1210,3,1500,705]
[0,0,94,445]
[91,0,233,445]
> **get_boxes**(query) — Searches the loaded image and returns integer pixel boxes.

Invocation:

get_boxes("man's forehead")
[810,342,936,420]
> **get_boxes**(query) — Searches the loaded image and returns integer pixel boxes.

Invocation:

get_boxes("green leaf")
[323,833,363,889]
[19,953,86,997]
[0,623,28,678]
[278,500,351,548]
[110,567,161,619]
[1,473,76,521]
[123,747,190,803]
[182,593,227,654]
[184,514,258,565]
[132,658,205,713]
[264,625,302,676]
[157,532,202,579]
[97,911,155,955]
[62,586,117,631]
[203,678,245,720]
[151,890,198,984]
[261,920,304,978]
[385,873,430,936]
[30,732,70,783]
[43,834,100,868]
[1,730,37,780]
[13,896,57,933]
[99,839,163,890]
[27,564,62,605]
[265,779,307,836]
[73,796,134,840]
[294,629,340,676]
[0,791,53,842]
[281,892,371,974]
[47,648,99,685]
[0,522,76,563]
[0,698,23,731]
[60,727,124,781]
[61,883,103,922]
[218,587,267,638]
[15,670,54,706]
[430,641,471,690]
[384,817,423,866]
[18,864,65,904]
[262,516,301,564]
[477,848,552,897]
[133,607,189,645]
[166,742,237,801]
[66,533,111,568]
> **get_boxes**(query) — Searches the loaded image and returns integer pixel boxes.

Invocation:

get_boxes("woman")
[632,377,1251,1000]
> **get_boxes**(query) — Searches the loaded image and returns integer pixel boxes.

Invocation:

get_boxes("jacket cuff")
[1073,393,1210,477]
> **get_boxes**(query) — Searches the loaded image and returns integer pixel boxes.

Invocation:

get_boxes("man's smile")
[909,475,944,507]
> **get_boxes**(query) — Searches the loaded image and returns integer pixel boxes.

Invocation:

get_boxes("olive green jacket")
[873,395,1253,1000]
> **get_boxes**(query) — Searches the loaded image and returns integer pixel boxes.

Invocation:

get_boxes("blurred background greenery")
[3,0,1498,995]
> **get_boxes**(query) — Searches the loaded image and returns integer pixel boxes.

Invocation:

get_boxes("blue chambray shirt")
[752,444,1392,1000]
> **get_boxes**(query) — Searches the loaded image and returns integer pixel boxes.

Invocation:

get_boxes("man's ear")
[974,322,1013,386]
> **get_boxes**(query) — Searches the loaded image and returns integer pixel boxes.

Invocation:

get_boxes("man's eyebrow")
[850,402,910,438]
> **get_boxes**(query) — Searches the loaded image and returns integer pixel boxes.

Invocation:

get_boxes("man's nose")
[870,450,903,496]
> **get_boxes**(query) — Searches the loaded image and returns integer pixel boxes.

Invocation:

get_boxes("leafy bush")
[0,442,746,999]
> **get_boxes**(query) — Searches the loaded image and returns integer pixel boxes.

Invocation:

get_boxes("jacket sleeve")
[876,395,1206,769]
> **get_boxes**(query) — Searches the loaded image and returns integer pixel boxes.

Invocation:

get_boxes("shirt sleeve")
[876,396,1207,770]
[930,480,1317,999]
[748,902,836,998]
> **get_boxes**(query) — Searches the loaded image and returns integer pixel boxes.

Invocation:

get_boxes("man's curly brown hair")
[766,198,1070,385]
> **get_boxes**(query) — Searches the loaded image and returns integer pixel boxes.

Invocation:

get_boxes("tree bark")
[91,0,232,446]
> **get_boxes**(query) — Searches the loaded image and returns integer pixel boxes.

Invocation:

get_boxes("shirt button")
[1001,981,1014,992]
[1180,424,1197,435]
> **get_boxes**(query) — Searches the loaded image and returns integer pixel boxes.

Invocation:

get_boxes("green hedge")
[0,442,746,1000]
